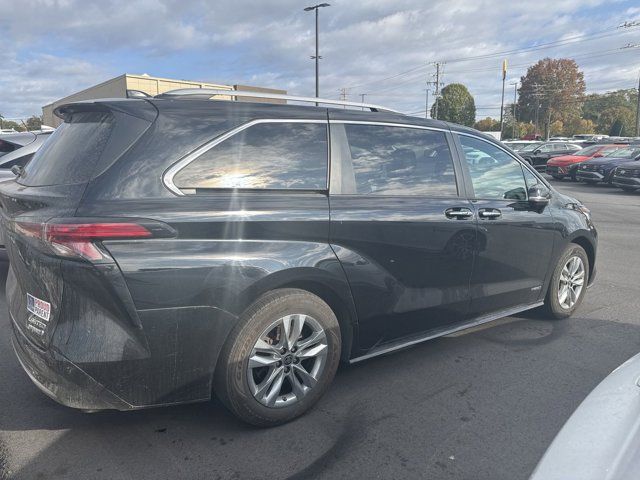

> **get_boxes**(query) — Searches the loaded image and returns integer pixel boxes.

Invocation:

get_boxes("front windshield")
[603,147,640,158]
[574,146,600,156]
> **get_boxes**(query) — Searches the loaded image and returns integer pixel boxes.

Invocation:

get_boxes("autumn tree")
[597,106,635,136]
[583,88,638,127]
[25,115,43,131]
[432,83,476,126]
[563,117,595,136]
[474,117,500,131]
[517,58,586,130]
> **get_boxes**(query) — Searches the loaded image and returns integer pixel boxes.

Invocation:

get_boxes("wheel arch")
[237,268,358,362]
[569,235,596,283]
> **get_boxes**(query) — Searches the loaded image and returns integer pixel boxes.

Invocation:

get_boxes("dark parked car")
[611,161,640,192]
[519,142,582,171]
[576,146,640,184]
[1,91,597,426]
[545,144,624,181]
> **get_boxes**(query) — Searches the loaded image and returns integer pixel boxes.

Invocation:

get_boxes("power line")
[341,23,638,91]
[361,44,640,96]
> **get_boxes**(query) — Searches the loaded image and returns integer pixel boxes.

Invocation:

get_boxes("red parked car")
[546,144,625,180]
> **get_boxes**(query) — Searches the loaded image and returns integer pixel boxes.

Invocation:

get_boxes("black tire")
[541,244,589,320]
[621,187,638,193]
[551,175,563,180]
[214,288,341,427]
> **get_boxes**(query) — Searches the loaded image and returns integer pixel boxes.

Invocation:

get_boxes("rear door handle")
[444,207,474,220]
[478,208,502,219]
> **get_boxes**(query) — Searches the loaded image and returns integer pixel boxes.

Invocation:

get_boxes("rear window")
[0,140,19,157]
[19,111,114,186]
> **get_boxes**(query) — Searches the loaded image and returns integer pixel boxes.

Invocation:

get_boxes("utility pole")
[499,60,507,140]
[636,72,640,136]
[304,3,331,100]
[428,62,444,119]
[434,62,441,119]
[340,88,348,108]
[425,89,429,119]
[546,108,552,141]
[511,82,518,139]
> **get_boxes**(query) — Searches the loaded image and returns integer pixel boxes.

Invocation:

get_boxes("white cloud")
[0,0,638,119]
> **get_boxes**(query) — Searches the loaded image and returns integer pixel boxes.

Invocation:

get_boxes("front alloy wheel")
[248,314,328,408]
[557,256,585,309]
[542,244,589,319]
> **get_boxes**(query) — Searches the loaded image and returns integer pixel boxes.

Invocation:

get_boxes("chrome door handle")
[445,208,474,220]
[478,208,502,219]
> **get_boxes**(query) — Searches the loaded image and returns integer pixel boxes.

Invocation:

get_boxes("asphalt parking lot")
[0,179,639,480]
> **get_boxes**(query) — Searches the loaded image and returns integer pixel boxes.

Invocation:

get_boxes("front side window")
[539,144,553,152]
[459,135,527,201]
[173,122,328,190]
[341,124,457,196]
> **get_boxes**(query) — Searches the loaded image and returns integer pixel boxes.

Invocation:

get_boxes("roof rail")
[155,88,398,113]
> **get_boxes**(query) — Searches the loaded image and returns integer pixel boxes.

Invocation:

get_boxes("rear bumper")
[11,315,133,411]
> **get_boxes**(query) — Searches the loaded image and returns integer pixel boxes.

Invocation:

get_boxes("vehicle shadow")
[2,261,640,480]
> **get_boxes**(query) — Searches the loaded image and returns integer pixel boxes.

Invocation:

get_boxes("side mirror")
[528,184,551,207]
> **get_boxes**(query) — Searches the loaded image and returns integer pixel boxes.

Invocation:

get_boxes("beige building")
[42,74,286,127]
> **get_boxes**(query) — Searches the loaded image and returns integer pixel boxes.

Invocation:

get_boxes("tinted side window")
[173,122,327,190]
[459,135,527,200]
[342,124,457,196]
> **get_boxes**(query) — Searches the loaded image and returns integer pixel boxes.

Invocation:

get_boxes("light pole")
[510,82,518,139]
[304,3,330,99]
[499,59,507,140]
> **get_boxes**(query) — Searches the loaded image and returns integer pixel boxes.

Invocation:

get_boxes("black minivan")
[1,91,597,426]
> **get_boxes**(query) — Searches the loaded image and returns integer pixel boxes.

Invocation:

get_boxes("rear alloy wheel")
[247,314,328,408]
[214,289,341,427]
[542,244,589,319]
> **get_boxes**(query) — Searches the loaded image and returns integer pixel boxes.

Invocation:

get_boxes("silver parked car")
[530,352,640,480]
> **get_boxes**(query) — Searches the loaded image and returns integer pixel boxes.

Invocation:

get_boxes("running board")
[349,301,544,364]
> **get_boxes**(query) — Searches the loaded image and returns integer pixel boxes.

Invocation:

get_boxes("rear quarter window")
[172,122,328,191]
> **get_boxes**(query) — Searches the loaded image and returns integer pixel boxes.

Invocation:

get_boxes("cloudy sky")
[0,0,638,121]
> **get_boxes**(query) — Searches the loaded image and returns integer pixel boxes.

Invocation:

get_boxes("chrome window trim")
[162,118,329,196]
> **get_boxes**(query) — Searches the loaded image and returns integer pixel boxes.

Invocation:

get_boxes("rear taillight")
[11,219,174,262]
